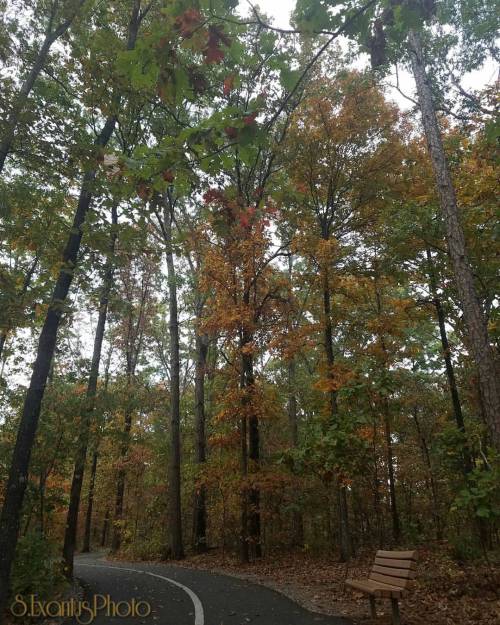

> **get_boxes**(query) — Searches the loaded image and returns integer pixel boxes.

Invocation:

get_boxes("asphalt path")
[73,553,352,625]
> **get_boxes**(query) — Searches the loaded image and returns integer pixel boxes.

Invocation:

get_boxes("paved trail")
[73,554,351,625]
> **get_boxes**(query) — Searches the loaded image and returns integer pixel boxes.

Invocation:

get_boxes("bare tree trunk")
[63,204,117,577]
[286,255,304,547]
[83,341,113,553]
[425,247,473,472]
[111,397,133,553]
[240,276,261,560]
[239,412,249,563]
[101,507,110,547]
[163,191,184,560]
[374,283,401,546]
[409,29,500,449]
[322,270,351,561]
[0,0,86,173]
[192,330,209,553]
[412,407,442,540]
[82,449,98,553]
[0,333,6,363]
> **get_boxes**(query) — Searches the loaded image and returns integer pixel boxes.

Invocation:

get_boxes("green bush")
[10,532,66,600]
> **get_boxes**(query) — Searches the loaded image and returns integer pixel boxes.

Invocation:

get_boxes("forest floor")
[177,545,500,625]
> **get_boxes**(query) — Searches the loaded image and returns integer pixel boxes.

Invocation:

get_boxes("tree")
[407,28,500,448]
[284,70,404,556]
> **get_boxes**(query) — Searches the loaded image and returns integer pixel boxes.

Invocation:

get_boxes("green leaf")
[280,67,302,92]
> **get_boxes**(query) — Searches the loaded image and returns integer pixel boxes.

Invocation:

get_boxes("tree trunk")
[239,410,249,563]
[286,253,304,546]
[82,449,98,553]
[111,378,134,554]
[163,191,184,560]
[412,407,442,540]
[409,29,500,449]
[288,358,304,547]
[63,204,117,577]
[240,278,261,560]
[243,349,261,560]
[192,331,209,553]
[0,333,7,365]
[0,1,85,173]
[374,284,401,545]
[383,403,401,544]
[425,247,473,473]
[101,507,110,548]
[322,270,351,561]
[248,383,261,557]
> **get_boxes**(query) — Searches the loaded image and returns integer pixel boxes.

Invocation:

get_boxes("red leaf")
[175,8,203,38]
[243,112,257,126]
[204,25,230,65]
[205,45,225,64]
[223,75,235,96]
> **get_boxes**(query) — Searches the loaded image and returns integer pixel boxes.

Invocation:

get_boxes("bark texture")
[409,29,500,449]
[82,449,98,553]
[322,269,351,561]
[163,191,184,560]
[425,247,473,473]
[192,330,209,553]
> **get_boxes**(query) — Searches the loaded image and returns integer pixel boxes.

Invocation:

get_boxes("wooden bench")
[346,550,418,625]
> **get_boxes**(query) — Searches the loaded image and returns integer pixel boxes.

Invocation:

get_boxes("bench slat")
[369,571,409,588]
[346,578,404,598]
[372,564,416,579]
[376,550,417,560]
[375,557,416,570]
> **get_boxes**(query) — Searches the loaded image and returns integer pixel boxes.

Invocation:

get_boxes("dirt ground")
[179,545,500,625]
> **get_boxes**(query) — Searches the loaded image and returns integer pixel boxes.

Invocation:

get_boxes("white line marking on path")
[77,563,204,625]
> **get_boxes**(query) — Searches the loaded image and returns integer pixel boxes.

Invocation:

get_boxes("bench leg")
[369,596,376,618]
[391,598,401,625]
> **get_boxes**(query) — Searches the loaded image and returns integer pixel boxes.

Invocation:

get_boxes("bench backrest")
[368,550,418,589]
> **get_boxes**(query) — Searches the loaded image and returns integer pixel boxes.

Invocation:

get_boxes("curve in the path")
[78,564,204,625]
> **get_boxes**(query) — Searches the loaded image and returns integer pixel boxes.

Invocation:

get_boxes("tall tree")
[407,29,500,448]
[161,189,184,560]
[111,239,154,552]
[284,71,403,558]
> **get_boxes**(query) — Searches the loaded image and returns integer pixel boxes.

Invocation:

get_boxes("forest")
[0,1,499,624]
